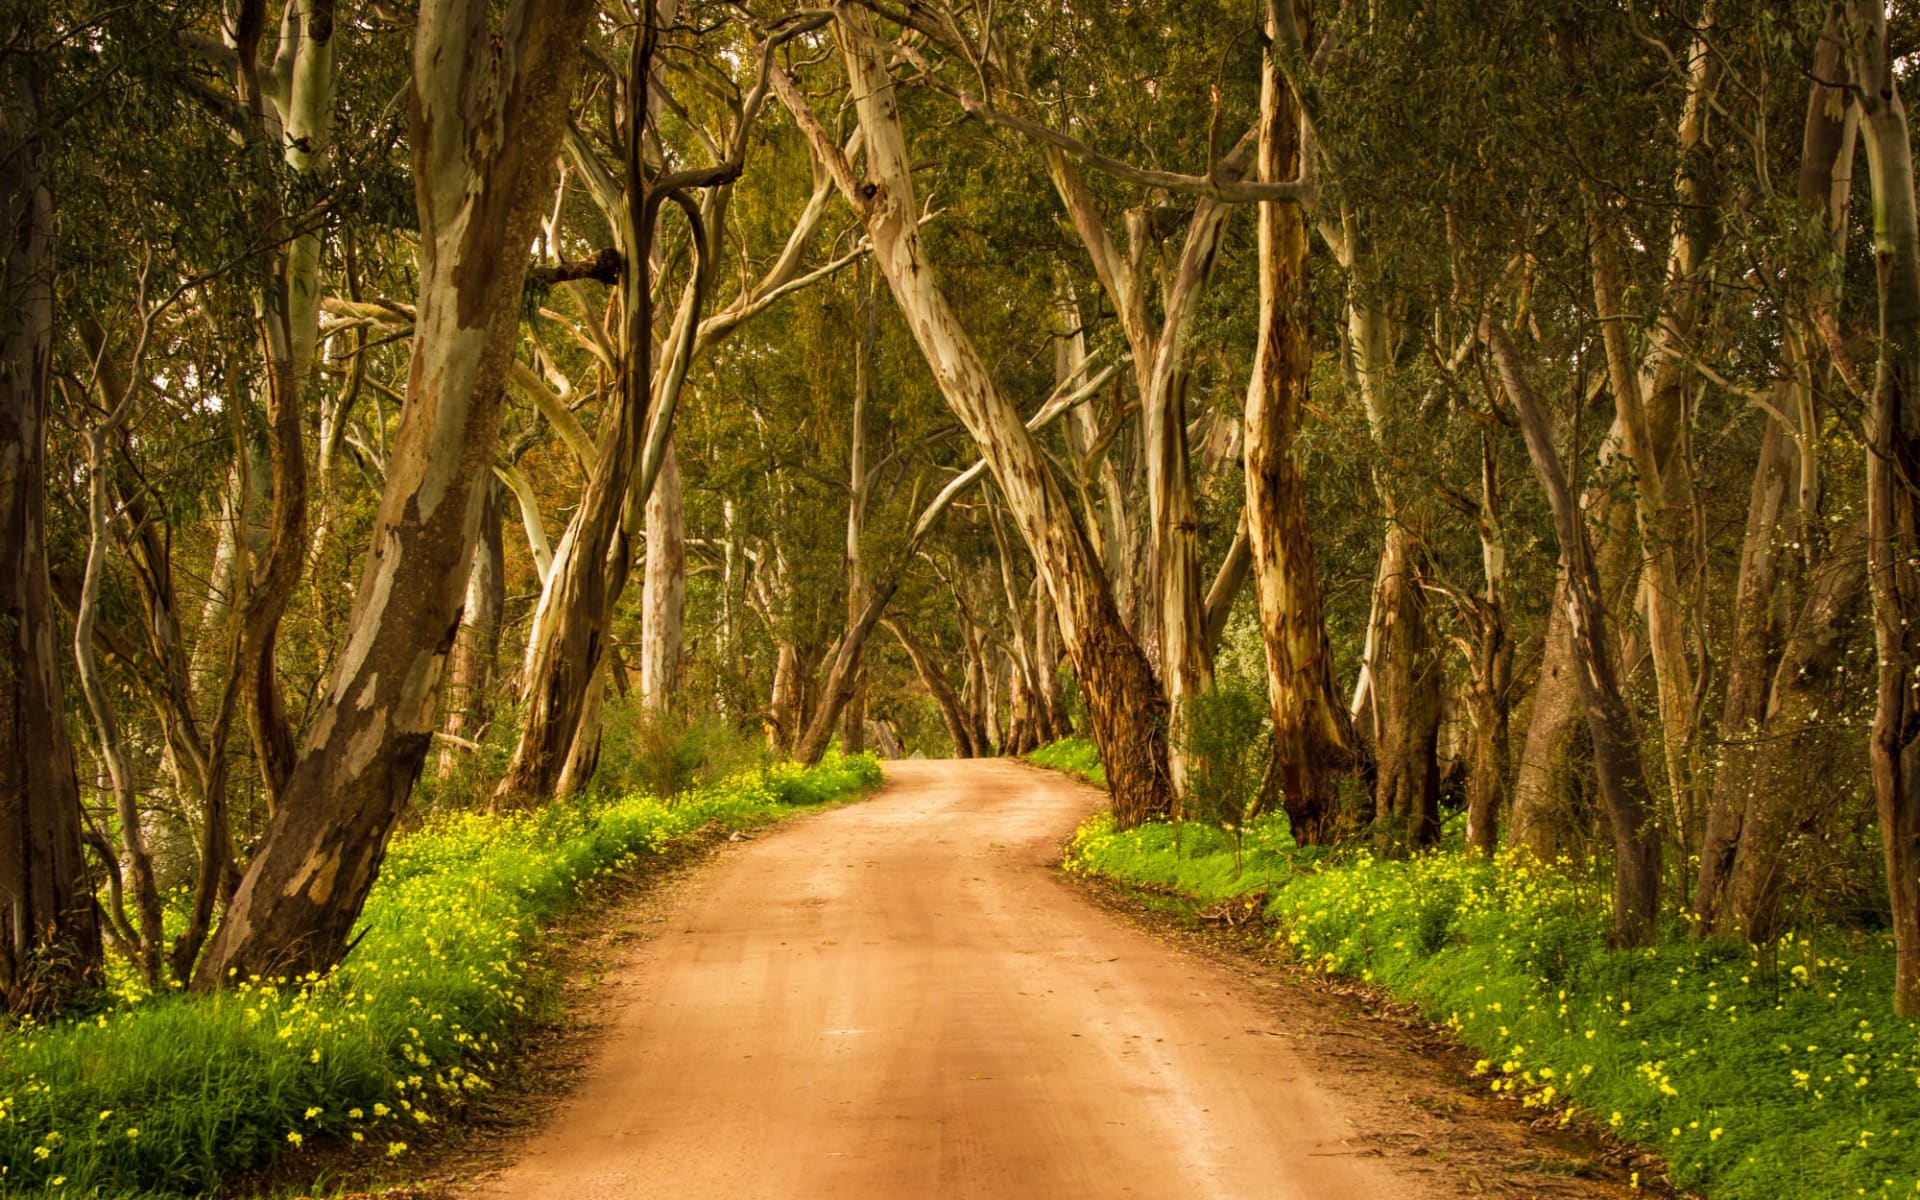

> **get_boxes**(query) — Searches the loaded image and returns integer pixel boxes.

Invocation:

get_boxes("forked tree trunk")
[1490,321,1662,946]
[497,90,673,799]
[1342,241,1440,852]
[0,54,102,1012]
[1509,409,1653,860]
[193,0,595,988]
[1852,0,1920,1016]
[773,17,1172,824]
[1244,0,1355,846]
[1694,416,1798,927]
[1591,216,1701,854]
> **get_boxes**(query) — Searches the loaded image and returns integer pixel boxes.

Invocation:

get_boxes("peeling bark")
[773,15,1171,824]
[1244,0,1355,846]
[194,0,596,988]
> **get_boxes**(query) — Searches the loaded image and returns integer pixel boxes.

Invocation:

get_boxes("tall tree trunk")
[1244,0,1355,846]
[497,37,671,800]
[773,19,1173,825]
[0,52,102,1012]
[437,479,506,779]
[1033,578,1073,740]
[74,409,165,984]
[1852,0,1920,1015]
[961,616,995,756]
[1694,415,1798,926]
[193,0,595,988]
[232,0,338,812]
[1695,14,1856,929]
[1340,236,1438,852]
[1369,520,1442,853]
[1490,320,1662,946]
[842,269,875,753]
[1725,525,1868,943]
[640,439,686,711]
[1591,215,1700,858]
[1461,430,1513,858]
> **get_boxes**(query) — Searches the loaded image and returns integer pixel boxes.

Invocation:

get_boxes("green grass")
[1026,736,1106,787]
[0,752,883,1198]
[1034,740,1920,1200]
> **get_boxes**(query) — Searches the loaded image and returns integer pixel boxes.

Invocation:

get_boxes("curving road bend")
[472,759,1616,1200]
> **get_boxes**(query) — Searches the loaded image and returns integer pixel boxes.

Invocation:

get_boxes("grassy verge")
[0,752,883,1198]
[1026,736,1105,788]
[1035,739,1920,1200]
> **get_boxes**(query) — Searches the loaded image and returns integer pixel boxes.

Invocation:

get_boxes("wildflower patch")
[0,753,882,1197]
[1048,764,1920,1200]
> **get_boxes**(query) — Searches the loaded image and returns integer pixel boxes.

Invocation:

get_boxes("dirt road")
[473,759,1627,1199]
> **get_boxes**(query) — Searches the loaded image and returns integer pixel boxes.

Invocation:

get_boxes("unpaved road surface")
[473,760,1629,1199]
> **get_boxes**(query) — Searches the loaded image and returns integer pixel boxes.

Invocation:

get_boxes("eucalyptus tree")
[772,6,1230,825]
[1239,0,1358,845]
[1843,0,1920,1017]
[194,0,598,986]
[0,10,101,1013]
[497,6,854,801]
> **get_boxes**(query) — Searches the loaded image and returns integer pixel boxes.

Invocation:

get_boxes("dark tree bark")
[0,51,102,1013]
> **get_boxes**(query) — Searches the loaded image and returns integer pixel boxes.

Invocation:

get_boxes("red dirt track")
[472,758,1628,1199]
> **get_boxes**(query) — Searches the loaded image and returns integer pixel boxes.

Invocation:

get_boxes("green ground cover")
[0,753,882,1198]
[1038,739,1920,1200]
[1026,736,1106,787]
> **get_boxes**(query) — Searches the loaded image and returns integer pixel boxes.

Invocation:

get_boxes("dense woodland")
[6,0,1920,1030]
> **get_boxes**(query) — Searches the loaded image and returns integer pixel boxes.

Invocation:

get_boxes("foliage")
[0,754,882,1197]
[1173,685,1272,869]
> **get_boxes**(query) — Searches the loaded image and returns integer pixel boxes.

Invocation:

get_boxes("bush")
[0,753,882,1197]
[1175,684,1271,869]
